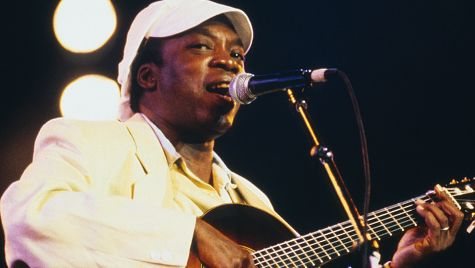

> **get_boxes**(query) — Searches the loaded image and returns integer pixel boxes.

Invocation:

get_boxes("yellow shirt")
[142,113,238,216]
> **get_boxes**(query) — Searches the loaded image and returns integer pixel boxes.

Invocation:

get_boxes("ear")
[136,63,158,90]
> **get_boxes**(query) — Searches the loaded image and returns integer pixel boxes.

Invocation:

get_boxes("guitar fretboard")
[252,195,427,268]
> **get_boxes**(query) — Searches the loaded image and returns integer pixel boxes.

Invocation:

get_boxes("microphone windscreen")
[229,72,256,104]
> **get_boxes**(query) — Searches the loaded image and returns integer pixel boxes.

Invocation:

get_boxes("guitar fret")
[342,223,360,242]
[300,233,323,265]
[329,225,349,253]
[400,220,416,230]
[319,230,340,257]
[269,245,290,268]
[365,220,381,240]
[298,238,318,266]
[284,241,306,267]
[366,220,381,240]
[338,223,356,250]
[310,232,332,261]
[371,217,399,237]
[385,207,405,231]
[290,239,314,267]
[251,251,261,267]
[368,198,421,240]
[396,207,415,229]
[252,249,274,268]
[264,246,283,268]
[372,211,393,236]
[386,206,414,231]
[278,243,298,267]
[401,201,418,226]
[373,219,398,237]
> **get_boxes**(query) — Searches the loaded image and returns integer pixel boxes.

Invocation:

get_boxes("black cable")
[335,70,373,268]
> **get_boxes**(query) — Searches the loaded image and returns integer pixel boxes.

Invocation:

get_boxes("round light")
[60,75,120,120]
[53,0,117,53]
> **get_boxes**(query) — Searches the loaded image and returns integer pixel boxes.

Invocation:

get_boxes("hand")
[390,184,464,267]
[191,218,255,268]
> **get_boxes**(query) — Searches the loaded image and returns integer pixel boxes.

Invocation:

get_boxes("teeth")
[212,83,229,89]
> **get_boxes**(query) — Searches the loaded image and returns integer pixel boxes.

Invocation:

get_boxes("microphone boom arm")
[286,88,370,245]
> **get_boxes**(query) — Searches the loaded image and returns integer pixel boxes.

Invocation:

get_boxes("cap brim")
[147,1,253,54]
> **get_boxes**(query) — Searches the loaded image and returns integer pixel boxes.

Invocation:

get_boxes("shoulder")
[39,117,124,135]
[34,117,131,156]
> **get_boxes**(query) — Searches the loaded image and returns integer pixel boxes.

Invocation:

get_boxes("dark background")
[1,0,473,267]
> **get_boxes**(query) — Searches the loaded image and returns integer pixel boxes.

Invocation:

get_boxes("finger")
[416,200,443,238]
[416,199,449,231]
[434,185,465,234]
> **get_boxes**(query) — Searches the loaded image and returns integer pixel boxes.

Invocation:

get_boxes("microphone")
[229,68,337,104]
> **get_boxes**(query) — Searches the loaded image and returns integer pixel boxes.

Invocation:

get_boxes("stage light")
[53,0,117,53]
[60,75,120,120]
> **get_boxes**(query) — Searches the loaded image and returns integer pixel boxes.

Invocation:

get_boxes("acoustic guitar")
[188,178,475,267]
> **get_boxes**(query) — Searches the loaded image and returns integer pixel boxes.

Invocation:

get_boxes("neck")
[142,110,216,184]
[176,141,215,184]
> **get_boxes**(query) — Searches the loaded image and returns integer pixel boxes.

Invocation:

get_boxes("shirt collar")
[139,113,236,189]
[140,113,181,166]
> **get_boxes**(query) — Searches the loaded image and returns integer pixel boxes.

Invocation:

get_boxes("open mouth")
[206,82,230,96]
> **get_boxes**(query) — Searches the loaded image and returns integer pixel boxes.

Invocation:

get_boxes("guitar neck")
[252,195,427,268]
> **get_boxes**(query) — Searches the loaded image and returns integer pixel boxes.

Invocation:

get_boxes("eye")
[191,43,212,51]
[230,51,245,61]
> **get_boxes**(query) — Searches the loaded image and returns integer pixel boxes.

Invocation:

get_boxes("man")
[0,0,464,267]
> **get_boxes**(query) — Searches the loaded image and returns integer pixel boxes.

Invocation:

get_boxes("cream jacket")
[1,114,295,267]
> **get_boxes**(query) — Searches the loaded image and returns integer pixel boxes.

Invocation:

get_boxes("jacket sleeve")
[0,118,195,267]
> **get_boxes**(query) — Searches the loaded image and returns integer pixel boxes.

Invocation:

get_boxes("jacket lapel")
[124,114,174,206]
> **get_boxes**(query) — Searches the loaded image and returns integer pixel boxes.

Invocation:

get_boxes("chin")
[184,118,233,143]
[218,114,235,129]
[210,116,234,138]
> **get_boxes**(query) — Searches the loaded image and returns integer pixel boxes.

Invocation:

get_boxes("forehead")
[174,16,243,46]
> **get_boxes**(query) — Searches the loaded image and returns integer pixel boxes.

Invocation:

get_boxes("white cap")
[117,0,253,120]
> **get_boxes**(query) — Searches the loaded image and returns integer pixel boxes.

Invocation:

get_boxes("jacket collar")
[123,114,174,205]
[123,113,168,175]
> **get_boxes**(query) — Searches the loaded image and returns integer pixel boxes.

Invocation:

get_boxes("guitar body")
[187,204,297,267]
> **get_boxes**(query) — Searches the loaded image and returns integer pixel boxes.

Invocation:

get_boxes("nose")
[209,51,242,74]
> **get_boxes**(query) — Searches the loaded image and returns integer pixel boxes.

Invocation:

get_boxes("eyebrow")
[190,27,244,48]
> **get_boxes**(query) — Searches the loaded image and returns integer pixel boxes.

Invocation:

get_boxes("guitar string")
[259,188,472,267]
[286,220,420,268]
[254,219,424,268]
[255,229,358,268]
[253,201,421,267]
[367,202,418,234]
[254,217,420,268]
[262,203,447,268]
[254,220,409,267]
[253,189,470,267]
[253,204,417,266]
[455,198,473,202]
[253,211,416,267]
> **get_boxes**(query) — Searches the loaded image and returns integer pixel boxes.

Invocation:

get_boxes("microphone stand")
[285,88,379,258]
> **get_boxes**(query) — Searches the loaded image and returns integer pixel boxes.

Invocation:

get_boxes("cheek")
[175,62,209,94]
[158,65,204,100]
